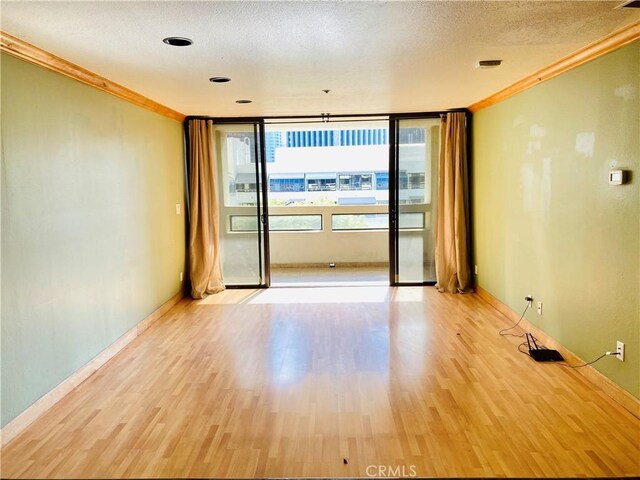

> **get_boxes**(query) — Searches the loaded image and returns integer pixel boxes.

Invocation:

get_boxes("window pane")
[398,212,424,229]
[214,124,262,285]
[306,176,337,192]
[375,171,389,190]
[339,175,352,191]
[265,122,389,206]
[332,213,388,230]
[230,215,322,232]
[397,118,440,283]
[269,176,305,192]
[269,215,322,231]
[216,128,258,207]
[230,215,259,232]
[329,213,423,231]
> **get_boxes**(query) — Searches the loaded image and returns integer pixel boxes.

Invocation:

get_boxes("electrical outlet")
[474,265,478,275]
[616,341,625,362]
[175,203,181,215]
[525,294,533,304]
[536,301,542,315]
[180,271,183,282]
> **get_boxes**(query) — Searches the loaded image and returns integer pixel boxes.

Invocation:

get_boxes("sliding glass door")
[213,121,270,286]
[389,116,440,285]
[209,114,445,287]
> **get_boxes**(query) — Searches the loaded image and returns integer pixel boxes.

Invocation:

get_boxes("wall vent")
[476,60,502,69]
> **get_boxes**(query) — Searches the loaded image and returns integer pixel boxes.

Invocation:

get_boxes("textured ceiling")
[1,1,638,117]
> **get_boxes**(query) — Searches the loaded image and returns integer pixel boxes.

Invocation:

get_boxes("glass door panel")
[213,122,269,286]
[390,117,440,284]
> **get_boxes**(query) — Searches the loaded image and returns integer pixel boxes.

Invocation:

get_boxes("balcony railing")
[220,204,431,269]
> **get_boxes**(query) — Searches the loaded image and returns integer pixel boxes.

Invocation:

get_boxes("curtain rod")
[264,118,389,126]
[185,108,469,123]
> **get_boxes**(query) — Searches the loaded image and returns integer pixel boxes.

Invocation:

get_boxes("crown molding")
[468,20,640,113]
[1,31,186,122]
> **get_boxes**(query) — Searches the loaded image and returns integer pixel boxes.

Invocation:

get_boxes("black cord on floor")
[558,353,609,368]
[499,302,530,338]
[517,342,530,356]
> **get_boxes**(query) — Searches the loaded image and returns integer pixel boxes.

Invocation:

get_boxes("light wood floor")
[2,287,639,478]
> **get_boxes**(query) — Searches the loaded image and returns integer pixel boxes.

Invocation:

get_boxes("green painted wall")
[472,42,639,397]
[1,54,186,426]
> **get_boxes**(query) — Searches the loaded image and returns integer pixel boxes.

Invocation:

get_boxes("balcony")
[219,204,434,286]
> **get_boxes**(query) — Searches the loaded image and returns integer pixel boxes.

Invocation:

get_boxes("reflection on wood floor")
[2,287,639,478]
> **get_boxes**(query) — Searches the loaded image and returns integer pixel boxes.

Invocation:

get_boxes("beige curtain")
[435,112,472,293]
[188,119,224,298]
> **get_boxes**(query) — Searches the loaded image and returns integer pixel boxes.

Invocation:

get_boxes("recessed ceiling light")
[162,37,193,47]
[209,77,231,83]
[236,99,252,104]
[476,59,502,69]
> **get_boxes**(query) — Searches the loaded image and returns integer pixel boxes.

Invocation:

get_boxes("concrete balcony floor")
[270,264,388,286]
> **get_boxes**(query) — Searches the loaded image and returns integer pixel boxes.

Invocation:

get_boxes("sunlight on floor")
[195,289,260,305]
[390,286,427,303]
[195,285,433,305]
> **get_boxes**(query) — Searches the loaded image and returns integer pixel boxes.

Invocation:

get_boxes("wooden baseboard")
[475,285,640,419]
[0,290,185,447]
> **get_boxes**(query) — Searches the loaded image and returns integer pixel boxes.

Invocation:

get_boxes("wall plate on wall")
[609,170,627,185]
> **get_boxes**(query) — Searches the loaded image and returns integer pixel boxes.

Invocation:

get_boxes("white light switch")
[175,203,181,215]
[609,170,624,185]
